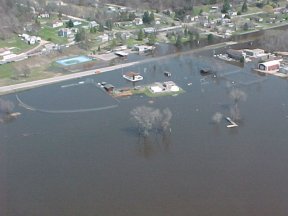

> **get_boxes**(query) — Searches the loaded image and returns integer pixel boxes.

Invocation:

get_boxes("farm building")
[258,60,282,71]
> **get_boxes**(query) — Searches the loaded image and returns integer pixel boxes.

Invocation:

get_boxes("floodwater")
[1,51,288,216]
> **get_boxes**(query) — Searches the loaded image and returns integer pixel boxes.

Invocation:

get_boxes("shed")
[103,84,115,93]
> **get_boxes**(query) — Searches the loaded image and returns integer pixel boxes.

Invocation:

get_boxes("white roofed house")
[73,21,82,26]
[51,21,64,28]
[133,18,143,26]
[38,13,50,18]
[58,28,72,37]
[89,21,99,28]
[143,27,156,34]
[97,34,109,43]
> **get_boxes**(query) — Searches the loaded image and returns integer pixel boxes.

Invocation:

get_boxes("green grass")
[126,38,146,48]
[0,37,34,53]
[37,26,68,44]
[192,5,211,16]
[0,64,13,79]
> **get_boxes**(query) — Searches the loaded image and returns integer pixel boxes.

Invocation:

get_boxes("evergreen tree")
[75,29,86,42]
[148,34,156,45]
[138,29,144,40]
[67,19,74,28]
[221,0,231,13]
[242,0,248,12]
[184,27,188,37]
[106,20,113,31]
[98,24,104,32]
[150,12,155,23]
[207,33,214,44]
[175,35,182,47]
[189,31,194,43]
[128,12,136,21]
[142,11,150,24]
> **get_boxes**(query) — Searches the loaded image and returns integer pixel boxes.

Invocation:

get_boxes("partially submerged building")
[258,60,282,72]
[149,81,180,94]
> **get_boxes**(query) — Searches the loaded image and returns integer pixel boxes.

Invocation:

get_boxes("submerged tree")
[0,99,14,115]
[229,89,247,121]
[130,106,173,136]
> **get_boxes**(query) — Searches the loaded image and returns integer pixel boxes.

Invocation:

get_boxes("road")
[0,61,138,94]
[0,41,239,95]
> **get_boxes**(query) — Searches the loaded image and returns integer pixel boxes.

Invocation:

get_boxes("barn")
[258,60,281,71]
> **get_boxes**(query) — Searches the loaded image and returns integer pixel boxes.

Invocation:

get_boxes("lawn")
[37,26,68,44]
[0,37,34,53]
[0,64,13,79]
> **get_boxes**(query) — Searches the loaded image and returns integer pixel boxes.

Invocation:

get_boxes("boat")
[123,72,143,82]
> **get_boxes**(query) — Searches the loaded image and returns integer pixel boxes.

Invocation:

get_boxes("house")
[118,6,127,12]
[251,16,263,22]
[258,60,282,71]
[89,21,99,28]
[227,49,245,60]
[28,36,37,45]
[97,34,109,42]
[163,81,180,92]
[103,84,115,93]
[133,18,143,25]
[244,49,265,58]
[107,6,116,11]
[51,21,64,28]
[228,11,237,17]
[73,21,82,26]
[150,85,163,93]
[58,28,72,37]
[38,13,50,18]
[199,15,209,26]
[155,20,161,25]
[133,45,154,53]
[210,6,219,13]
[143,27,156,34]
[46,1,64,6]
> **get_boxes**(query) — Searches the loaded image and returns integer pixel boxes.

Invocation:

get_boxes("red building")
[258,60,282,71]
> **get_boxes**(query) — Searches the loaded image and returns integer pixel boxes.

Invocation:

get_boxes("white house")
[51,21,64,28]
[97,34,109,42]
[133,18,143,25]
[58,28,72,37]
[38,13,50,18]
[143,27,156,34]
[89,21,99,28]
[73,21,82,26]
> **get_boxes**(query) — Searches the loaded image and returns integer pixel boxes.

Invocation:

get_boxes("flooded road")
[1,51,288,216]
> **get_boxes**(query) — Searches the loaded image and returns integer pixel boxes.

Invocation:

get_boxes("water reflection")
[136,131,172,159]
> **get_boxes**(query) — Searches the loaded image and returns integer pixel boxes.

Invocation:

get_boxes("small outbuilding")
[103,84,115,93]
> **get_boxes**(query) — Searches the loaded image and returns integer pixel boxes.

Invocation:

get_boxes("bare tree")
[260,30,288,52]
[212,112,223,124]
[130,106,173,136]
[229,89,247,121]
[0,98,14,115]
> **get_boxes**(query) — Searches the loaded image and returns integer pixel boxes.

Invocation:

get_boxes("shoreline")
[0,41,241,96]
